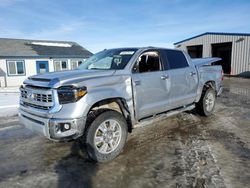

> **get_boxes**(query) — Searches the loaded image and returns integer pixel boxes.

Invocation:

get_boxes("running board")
[134,104,195,128]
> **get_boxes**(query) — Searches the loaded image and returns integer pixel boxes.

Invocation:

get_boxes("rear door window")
[164,50,189,69]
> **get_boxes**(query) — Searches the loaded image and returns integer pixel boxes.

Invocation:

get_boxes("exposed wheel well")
[203,81,216,91]
[87,98,132,133]
[196,81,216,103]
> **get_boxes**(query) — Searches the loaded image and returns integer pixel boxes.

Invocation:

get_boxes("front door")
[36,61,49,74]
[131,50,170,120]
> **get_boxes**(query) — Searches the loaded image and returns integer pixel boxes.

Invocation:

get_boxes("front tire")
[195,87,216,116]
[84,110,128,162]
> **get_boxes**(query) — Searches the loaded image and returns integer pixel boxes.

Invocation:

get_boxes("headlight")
[57,86,87,104]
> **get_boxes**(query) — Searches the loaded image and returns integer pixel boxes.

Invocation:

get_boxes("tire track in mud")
[173,113,226,188]
[125,112,228,188]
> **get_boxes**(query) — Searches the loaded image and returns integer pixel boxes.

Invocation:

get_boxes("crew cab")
[19,47,223,162]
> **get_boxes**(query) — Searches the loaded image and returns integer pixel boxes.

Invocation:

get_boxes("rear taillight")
[221,70,224,81]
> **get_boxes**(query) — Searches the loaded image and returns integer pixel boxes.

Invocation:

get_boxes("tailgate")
[192,57,221,67]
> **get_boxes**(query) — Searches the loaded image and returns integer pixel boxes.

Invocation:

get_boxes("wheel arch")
[195,80,216,102]
[87,97,133,133]
[203,81,216,92]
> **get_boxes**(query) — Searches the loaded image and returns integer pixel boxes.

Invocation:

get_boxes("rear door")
[161,50,198,109]
[131,50,170,120]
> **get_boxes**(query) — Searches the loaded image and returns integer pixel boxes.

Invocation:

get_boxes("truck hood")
[25,69,116,88]
[192,57,221,67]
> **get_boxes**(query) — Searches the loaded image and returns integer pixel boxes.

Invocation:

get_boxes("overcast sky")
[0,0,250,52]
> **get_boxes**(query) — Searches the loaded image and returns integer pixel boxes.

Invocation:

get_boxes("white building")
[174,32,250,76]
[0,38,92,87]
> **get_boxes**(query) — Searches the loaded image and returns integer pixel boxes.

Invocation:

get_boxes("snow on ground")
[0,93,19,117]
[0,86,19,93]
[0,78,250,188]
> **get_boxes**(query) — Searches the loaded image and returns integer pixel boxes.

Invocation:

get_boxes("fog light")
[63,123,71,130]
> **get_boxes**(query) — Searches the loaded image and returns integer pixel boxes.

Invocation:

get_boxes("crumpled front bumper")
[19,109,86,141]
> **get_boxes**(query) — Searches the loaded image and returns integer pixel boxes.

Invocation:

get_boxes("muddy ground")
[0,77,249,188]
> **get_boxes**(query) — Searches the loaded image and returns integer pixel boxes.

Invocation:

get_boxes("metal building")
[174,32,250,75]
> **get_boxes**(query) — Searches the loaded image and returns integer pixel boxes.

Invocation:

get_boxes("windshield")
[78,48,138,70]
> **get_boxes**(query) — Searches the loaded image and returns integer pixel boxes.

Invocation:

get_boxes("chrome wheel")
[94,119,122,154]
[205,92,215,112]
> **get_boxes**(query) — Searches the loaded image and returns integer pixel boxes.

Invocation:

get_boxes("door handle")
[190,72,196,76]
[134,80,141,85]
[161,75,169,80]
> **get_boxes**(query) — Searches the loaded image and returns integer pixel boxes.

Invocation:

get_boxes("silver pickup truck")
[19,47,223,162]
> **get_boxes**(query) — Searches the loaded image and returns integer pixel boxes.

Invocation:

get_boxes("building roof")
[0,38,92,58]
[174,32,250,45]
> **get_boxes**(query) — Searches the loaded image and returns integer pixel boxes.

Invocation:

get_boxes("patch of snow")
[0,93,19,117]
[0,87,19,93]
[31,42,72,47]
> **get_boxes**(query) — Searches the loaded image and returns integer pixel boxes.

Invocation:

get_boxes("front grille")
[34,93,52,103]
[20,86,54,111]
[21,90,52,103]
[22,102,52,110]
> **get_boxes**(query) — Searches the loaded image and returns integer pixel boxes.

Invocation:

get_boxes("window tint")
[70,59,85,70]
[16,61,24,74]
[54,60,68,71]
[165,50,189,69]
[78,61,83,66]
[61,61,67,69]
[137,51,161,73]
[7,60,25,75]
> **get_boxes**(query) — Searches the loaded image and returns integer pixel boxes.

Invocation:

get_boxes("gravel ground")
[0,77,249,188]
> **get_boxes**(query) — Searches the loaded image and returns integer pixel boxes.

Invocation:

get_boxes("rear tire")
[84,110,128,162]
[195,87,216,116]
